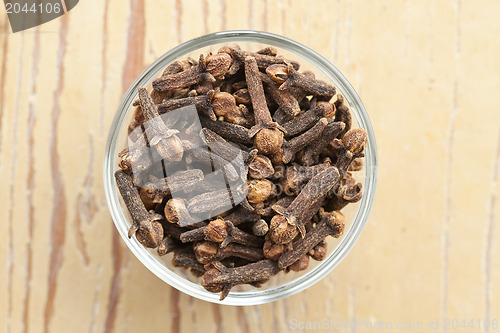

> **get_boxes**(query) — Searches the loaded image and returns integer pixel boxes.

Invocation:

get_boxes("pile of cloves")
[115,44,367,300]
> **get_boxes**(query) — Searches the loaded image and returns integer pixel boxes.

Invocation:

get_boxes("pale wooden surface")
[1,1,499,332]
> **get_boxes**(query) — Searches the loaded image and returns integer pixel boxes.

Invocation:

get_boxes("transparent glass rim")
[103,30,378,305]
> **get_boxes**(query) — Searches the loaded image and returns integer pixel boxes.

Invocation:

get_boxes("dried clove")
[266,64,289,84]
[278,209,345,269]
[132,61,186,106]
[246,179,275,204]
[327,172,363,211]
[273,71,317,124]
[279,64,336,100]
[280,162,331,195]
[308,240,328,261]
[194,241,264,265]
[287,254,310,272]
[224,206,261,225]
[164,198,196,226]
[118,132,155,174]
[157,236,178,256]
[204,219,264,248]
[281,100,335,137]
[138,87,184,161]
[179,205,260,244]
[201,260,281,300]
[300,120,346,166]
[256,46,278,56]
[252,219,269,236]
[245,56,285,155]
[203,219,228,243]
[260,71,300,117]
[115,170,163,248]
[180,226,206,244]
[200,116,253,144]
[233,88,252,105]
[173,249,206,276]
[219,45,300,73]
[139,169,204,208]
[334,128,368,175]
[263,239,286,260]
[210,91,252,126]
[271,167,340,240]
[334,94,352,138]
[349,157,364,172]
[248,154,274,179]
[156,94,214,120]
[282,118,328,164]
[162,221,187,240]
[153,54,231,91]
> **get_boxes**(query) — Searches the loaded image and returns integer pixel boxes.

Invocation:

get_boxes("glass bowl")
[103,30,377,305]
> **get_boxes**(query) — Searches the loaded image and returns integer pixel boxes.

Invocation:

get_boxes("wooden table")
[1,1,499,332]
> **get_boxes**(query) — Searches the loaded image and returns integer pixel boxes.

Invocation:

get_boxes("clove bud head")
[269,215,299,244]
[343,128,367,154]
[204,219,229,243]
[321,210,345,237]
[248,155,274,179]
[210,92,249,125]
[194,241,219,265]
[266,64,289,84]
[233,88,251,105]
[254,128,284,155]
[134,220,164,248]
[309,241,328,261]
[164,198,188,224]
[263,239,285,260]
[349,158,364,171]
[200,268,225,293]
[252,219,269,236]
[288,254,310,272]
[205,53,233,77]
[315,101,335,118]
[139,186,162,210]
[211,92,236,115]
[247,179,274,204]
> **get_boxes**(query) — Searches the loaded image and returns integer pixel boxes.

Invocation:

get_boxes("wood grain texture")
[1,0,499,332]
